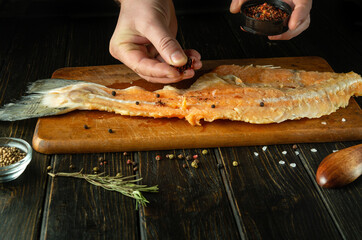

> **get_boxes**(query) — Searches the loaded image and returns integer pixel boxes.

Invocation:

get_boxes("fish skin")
[0,65,361,125]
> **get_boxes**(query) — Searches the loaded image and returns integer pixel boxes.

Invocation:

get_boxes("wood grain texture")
[218,144,342,239]
[32,57,362,154]
[138,149,241,240]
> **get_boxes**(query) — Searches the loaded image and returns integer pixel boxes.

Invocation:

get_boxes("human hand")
[230,0,312,40]
[109,0,202,84]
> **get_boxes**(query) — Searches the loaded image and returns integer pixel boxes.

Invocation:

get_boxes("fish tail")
[0,79,81,121]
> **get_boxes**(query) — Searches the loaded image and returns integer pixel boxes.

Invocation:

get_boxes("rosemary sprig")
[48,169,158,209]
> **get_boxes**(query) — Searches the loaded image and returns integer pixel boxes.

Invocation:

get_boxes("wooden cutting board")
[32,57,362,154]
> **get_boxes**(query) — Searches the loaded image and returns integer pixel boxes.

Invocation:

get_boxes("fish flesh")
[0,65,361,125]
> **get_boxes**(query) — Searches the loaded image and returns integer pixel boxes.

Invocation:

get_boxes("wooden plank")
[42,153,140,239]
[0,17,69,240]
[32,57,362,154]
[218,144,342,239]
[297,141,362,239]
[41,16,140,240]
[138,149,241,239]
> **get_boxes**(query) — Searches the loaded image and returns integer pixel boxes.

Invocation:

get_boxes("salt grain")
[282,151,287,155]
[279,160,285,165]
[290,163,296,168]
[341,118,346,122]
[321,121,327,125]
[311,148,318,153]
[294,150,300,156]
[333,150,339,153]
[254,152,259,157]
[262,146,267,151]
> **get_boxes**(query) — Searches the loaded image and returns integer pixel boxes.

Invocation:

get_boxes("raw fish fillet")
[0,65,361,125]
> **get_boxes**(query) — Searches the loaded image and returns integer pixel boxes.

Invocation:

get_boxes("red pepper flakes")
[127,159,132,165]
[173,57,194,73]
[193,154,198,159]
[244,2,289,21]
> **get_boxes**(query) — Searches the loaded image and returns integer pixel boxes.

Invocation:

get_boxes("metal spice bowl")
[0,137,32,182]
[240,0,292,36]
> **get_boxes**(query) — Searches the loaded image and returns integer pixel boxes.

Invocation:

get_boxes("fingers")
[268,0,312,40]
[144,23,187,67]
[230,0,248,14]
[268,14,310,40]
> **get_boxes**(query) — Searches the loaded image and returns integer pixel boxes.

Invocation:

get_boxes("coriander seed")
[202,149,208,155]
[232,161,239,167]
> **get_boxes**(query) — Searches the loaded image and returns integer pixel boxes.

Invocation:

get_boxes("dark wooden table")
[1,0,361,239]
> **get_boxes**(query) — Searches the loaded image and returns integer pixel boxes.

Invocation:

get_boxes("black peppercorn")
[260,102,264,107]
[108,129,113,133]
[156,94,160,98]
[84,124,89,129]
[211,104,216,108]
[111,91,116,96]
[135,101,140,105]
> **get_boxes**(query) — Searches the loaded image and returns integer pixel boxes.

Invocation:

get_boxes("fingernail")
[171,51,186,65]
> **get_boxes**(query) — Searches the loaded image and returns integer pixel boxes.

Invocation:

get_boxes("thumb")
[144,23,187,67]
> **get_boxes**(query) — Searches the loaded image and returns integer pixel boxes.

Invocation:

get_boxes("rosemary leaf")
[48,169,158,209]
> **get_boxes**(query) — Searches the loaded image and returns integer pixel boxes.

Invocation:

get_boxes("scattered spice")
[279,160,285,165]
[83,124,89,129]
[111,91,116,96]
[262,146,267,151]
[103,161,108,165]
[156,93,160,98]
[0,146,26,167]
[202,149,208,155]
[211,104,216,108]
[185,155,192,161]
[127,159,132,165]
[108,128,113,133]
[259,101,265,107]
[135,101,140,105]
[193,154,198,159]
[133,166,138,171]
[311,148,318,153]
[116,172,122,177]
[93,167,99,173]
[69,164,75,169]
[168,154,174,160]
[46,165,52,171]
[321,121,327,125]
[155,155,161,161]
[282,151,287,155]
[342,118,346,122]
[193,159,200,164]
[294,151,300,156]
[217,163,224,169]
[232,161,239,167]
[254,152,259,157]
[292,144,298,150]
[332,150,339,153]
[290,163,296,168]
[244,2,289,21]
[177,154,184,159]
[182,163,187,168]
[173,57,194,73]
[123,152,128,156]
[48,169,158,209]
[98,157,104,162]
